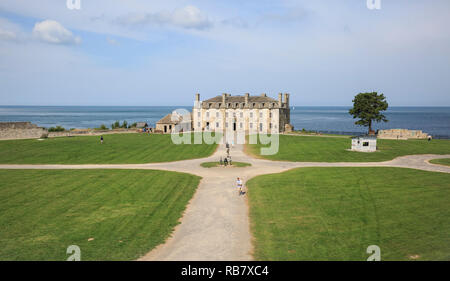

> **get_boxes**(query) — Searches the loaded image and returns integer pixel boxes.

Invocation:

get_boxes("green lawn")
[247,167,450,261]
[0,133,217,164]
[200,161,252,168]
[429,158,450,166]
[246,134,450,162]
[0,169,200,260]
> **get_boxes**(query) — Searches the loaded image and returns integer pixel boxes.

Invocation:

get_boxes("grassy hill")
[0,133,217,164]
[0,169,200,260]
[246,134,450,162]
[247,167,450,260]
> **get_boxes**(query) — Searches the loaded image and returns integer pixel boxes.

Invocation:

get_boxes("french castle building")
[193,93,292,134]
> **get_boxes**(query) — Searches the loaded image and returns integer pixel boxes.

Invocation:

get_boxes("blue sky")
[0,0,449,106]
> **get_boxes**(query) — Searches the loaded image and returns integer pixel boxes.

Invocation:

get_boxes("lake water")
[0,106,449,138]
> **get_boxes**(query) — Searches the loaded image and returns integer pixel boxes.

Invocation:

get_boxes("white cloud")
[0,28,16,41]
[0,17,22,42]
[119,5,212,30]
[32,19,81,45]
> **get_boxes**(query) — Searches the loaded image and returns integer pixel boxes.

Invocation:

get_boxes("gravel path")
[0,141,449,261]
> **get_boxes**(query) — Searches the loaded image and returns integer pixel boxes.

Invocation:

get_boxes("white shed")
[351,135,377,152]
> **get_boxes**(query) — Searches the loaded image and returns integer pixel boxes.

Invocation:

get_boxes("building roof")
[135,122,148,128]
[203,94,277,103]
[157,114,177,125]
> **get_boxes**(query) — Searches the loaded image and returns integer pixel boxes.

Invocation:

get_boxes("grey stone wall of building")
[0,122,47,140]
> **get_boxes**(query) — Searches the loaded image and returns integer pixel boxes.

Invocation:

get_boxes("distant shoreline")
[1,106,449,139]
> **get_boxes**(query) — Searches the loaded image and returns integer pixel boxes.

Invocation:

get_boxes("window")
[250,123,253,129]
[216,122,219,128]
[235,103,239,107]
[216,112,219,117]
[226,123,228,128]
[240,123,243,128]
[226,112,228,118]
[206,112,209,118]
[250,112,253,118]
[270,123,272,129]
[269,112,272,118]
[198,122,200,127]
[259,112,263,118]
[209,103,212,108]
[240,112,243,118]
[197,112,200,117]
[363,142,369,147]
[259,123,263,131]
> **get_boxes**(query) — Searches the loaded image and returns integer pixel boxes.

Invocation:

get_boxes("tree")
[349,92,388,134]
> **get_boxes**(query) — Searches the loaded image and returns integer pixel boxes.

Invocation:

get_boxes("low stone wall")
[0,127,48,140]
[378,129,428,140]
[0,121,142,140]
[48,129,140,138]
[0,122,47,140]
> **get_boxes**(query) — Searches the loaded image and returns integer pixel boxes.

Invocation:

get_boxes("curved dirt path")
[0,143,449,261]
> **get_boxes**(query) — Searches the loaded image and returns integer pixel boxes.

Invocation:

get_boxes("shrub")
[48,126,65,132]
[99,124,108,130]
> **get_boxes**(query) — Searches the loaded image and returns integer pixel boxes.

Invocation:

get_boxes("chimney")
[245,93,249,104]
[222,93,227,104]
[261,93,266,97]
[284,93,290,107]
[278,93,283,107]
[195,93,200,102]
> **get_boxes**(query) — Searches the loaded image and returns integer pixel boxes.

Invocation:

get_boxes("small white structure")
[351,135,377,152]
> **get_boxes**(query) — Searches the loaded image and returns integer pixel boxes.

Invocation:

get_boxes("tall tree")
[349,92,388,134]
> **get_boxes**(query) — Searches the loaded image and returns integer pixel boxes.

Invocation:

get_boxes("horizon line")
[1,105,450,107]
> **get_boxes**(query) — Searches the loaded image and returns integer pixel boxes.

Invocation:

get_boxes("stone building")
[155,112,192,134]
[351,135,377,152]
[193,93,292,134]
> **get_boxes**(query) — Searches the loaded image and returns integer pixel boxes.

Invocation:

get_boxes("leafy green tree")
[112,121,120,129]
[349,92,388,134]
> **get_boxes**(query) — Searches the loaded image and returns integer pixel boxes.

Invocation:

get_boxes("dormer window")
[209,103,212,108]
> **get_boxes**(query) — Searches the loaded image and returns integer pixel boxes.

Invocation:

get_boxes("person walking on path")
[100,135,104,144]
[236,177,243,195]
